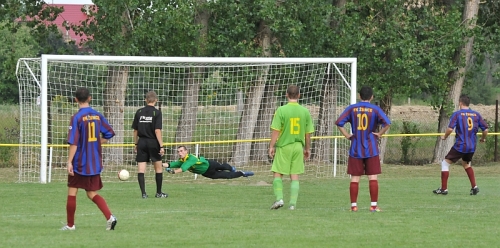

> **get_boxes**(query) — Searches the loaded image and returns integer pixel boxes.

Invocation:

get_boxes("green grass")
[1,164,500,247]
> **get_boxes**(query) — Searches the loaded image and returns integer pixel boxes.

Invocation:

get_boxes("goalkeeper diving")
[163,146,254,179]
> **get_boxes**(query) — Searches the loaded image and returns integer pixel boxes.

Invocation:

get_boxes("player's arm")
[155,129,164,155]
[304,132,312,160]
[441,127,453,140]
[373,124,391,138]
[480,128,489,143]
[67,144,77,176]
[268,129,280,158]
[337,126,352,140]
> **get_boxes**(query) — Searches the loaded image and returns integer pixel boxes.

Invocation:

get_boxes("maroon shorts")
[68,173,103,191]
[347,156,381,176]
[445,147,474,163]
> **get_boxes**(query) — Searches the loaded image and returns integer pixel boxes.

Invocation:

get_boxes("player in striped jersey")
[433,95,488,196]
[336,86,391,212]
[61,87,117,231]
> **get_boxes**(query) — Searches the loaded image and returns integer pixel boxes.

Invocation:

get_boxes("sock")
[441,171,449,190]
[465,167,476,188]
[273,177,283,201]
[369,180,378,205]
[350,182,359,205]
[92,194,111,220]
[155,173,163,194]
[138,173,146,195]
[289,180,300,206]
[66,195,76,227]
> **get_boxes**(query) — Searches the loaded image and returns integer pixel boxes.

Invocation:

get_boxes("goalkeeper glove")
[166,168,175,174]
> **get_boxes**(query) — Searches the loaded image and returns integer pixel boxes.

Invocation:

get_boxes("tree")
[0,21,40,103]
[0,1,77,103]
[433,0,480,163]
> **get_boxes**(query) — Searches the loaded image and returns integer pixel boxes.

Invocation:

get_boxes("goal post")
[16,55,357,183]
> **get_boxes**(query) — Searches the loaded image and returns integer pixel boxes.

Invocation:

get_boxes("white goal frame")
[22,55,357,183]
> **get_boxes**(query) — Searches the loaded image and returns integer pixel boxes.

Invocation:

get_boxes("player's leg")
[462,153,479,195]
[288,142,304,209]
[136,141,150,198]
[153,160,168,198]
[85,174,116,230]
[148,140,167,198]
[434,148,459,194]
[270,146,290,210]
[62,184,78,230]
[365,156,382,212]
[347,156,364,212]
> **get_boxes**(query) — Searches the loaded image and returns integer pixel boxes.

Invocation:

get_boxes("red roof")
[48,4,93,44]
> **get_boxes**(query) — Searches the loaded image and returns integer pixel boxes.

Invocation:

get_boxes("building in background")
[47,2,93,45]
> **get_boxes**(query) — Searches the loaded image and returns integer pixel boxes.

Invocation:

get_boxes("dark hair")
[75,87,90,103]
[287,85,300,99]
[459,95,470,106]
[177,145,188,151]
[359,86,373,101]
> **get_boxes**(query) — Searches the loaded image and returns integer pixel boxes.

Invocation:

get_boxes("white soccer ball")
[118,169,130,181]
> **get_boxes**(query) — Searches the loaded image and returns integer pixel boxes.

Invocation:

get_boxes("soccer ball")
[118,169,130,181]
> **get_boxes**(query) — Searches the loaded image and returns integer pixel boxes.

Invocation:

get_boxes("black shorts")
[445,147,474,163]
[136,138,162,162]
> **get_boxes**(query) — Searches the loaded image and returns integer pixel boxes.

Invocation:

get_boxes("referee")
[132,91,168,199]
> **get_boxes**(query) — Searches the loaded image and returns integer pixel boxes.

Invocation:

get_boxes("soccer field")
[1,164,499,248]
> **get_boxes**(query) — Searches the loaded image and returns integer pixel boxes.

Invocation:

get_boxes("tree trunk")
[103,65,128,164]
[312,65,336,162]
[231,19,271,166]
[174,68,201,153]
[231,78,268,166]
[378,93,392,164]
[433,0,479,163]
[171,0,210,159]
[251,84,278,162]
[249,18,274,163]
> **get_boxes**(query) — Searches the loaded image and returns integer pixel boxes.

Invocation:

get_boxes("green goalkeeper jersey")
[270,102,314,148]
[168,153,209,174]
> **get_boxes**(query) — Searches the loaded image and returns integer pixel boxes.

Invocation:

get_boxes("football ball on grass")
[118,169,130,181]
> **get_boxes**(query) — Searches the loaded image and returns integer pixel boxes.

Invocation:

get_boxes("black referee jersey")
[132,105,162,139]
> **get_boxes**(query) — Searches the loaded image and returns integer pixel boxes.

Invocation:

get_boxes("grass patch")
[1,164,500,247]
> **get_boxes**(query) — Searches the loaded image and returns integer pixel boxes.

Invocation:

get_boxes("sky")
[47,0,93,4]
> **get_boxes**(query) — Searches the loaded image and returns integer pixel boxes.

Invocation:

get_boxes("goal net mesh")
[16,57,354,182]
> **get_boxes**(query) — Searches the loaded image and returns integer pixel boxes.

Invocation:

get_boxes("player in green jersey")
[268,85,314,210]
[163,146,254,179]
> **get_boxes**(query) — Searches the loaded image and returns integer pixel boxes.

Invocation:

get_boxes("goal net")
[16,56,356,183]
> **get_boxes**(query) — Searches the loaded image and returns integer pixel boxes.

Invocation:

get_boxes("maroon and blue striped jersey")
[336,102,391,158]
[448,109,488,153]
[67,107,115,176]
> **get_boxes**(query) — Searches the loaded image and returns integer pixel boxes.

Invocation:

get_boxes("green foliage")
[0,105,19,167]
[336,1,467,109]
[400,121,420,164]
[0,21,40,104]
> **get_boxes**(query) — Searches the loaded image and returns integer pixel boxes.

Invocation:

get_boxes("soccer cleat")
[241,171,254,177]
[106,215,117,230]
[470,186,480,195]
[350,206,358,212]
[142,193,148,199]
[60,225,75,231]
[370,206,381,212]
[433,188,448,195]
[270,199,284,210]
[289,205,296,210]
[155,192,168,198]
[231,166,237,172]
